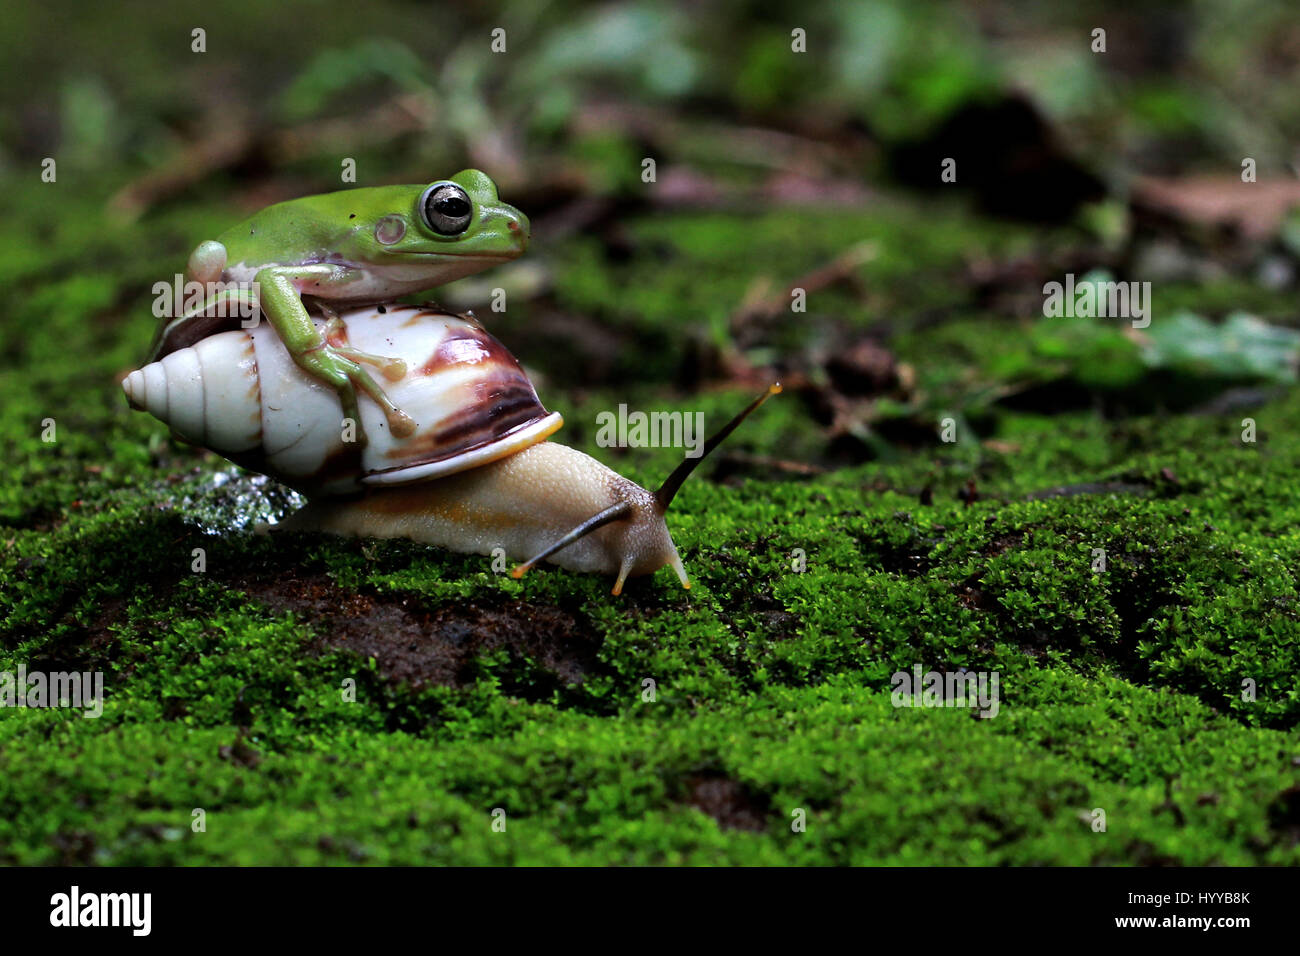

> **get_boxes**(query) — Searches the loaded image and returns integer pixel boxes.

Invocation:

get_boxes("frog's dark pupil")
[436,197,470,217]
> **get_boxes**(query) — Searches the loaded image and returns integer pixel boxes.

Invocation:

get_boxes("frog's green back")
[217,185,424,269]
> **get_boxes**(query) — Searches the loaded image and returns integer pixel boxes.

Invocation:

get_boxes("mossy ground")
[2,178,1299,865]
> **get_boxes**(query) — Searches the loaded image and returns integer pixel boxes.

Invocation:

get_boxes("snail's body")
[123,304,764,593]
[285,441,686,591]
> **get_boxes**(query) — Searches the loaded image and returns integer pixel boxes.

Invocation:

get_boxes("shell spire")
[123,330,263,454]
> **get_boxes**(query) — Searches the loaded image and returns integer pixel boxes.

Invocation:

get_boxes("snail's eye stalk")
[511,501,634,580]
[653,383,782,514]
[510,384,781,590]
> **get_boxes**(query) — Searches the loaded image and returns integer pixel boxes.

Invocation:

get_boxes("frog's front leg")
[255,265,417,439]
[320,313,407,382]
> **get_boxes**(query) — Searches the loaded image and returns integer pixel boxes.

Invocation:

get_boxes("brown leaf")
[1133,175,1300,240]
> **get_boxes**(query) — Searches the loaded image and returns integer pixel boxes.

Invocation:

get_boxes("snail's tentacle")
[654,383,782,512]
[612,562,631,597]
[510,501,634,581]
[667,551,690,590]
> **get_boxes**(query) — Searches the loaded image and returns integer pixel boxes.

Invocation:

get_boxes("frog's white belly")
[224,256,509,302]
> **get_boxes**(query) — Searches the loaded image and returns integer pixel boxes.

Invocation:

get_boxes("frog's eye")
[419,183,473,236]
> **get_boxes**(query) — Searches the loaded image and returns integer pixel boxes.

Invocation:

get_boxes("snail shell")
[122,306,563,497]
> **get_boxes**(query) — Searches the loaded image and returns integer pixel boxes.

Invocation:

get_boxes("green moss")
[1,179,1298,865]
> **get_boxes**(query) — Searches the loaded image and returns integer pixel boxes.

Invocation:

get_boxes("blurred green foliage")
[6,0,1300,185]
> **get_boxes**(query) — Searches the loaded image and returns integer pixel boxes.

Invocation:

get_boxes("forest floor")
[3,177,1300,864]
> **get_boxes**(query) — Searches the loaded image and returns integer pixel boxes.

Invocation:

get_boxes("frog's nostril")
[509,214,530,246]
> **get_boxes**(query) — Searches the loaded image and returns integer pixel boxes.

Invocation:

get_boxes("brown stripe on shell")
[417,322,510,376]
[400,307,454,328]
[244,336,262,434]
[382,376,550,464]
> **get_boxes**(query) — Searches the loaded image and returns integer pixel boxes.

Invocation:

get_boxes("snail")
[122,304,778,594]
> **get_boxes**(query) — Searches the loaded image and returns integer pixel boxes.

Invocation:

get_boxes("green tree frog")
[147,169,529,441]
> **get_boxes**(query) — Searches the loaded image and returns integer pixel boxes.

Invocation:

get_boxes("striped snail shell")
[122,305,562,497]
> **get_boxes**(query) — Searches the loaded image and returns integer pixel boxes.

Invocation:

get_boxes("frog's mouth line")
[404,251,522,260]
